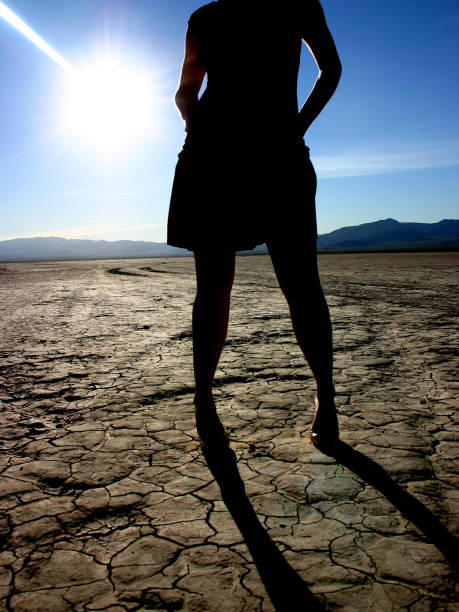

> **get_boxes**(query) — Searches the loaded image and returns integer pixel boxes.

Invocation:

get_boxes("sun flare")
[60,59,154,152]
[0,2,156,154]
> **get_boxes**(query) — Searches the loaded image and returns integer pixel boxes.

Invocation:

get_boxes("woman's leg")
[267,240,338,437]
[192,248,236,443]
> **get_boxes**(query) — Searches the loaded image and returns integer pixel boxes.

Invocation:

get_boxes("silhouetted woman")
[168,0,342,449]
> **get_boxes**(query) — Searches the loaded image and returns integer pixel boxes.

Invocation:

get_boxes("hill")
[316,218,459,252]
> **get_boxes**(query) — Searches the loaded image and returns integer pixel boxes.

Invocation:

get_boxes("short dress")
[167,0,318,252]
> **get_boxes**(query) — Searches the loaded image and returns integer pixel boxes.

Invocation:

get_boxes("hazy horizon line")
[2,216,457,243]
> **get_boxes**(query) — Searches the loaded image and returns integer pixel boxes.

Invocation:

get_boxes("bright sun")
[60,58,154,152]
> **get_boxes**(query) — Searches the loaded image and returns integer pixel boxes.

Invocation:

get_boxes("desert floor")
[0,251,458,611]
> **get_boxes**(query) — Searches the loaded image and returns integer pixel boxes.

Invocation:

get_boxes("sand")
[0,251,457,611]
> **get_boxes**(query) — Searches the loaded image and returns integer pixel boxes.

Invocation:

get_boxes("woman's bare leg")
[192,249,235,444]
[267,240,338,437]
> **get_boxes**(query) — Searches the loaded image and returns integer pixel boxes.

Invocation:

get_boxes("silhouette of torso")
[187,0,305,153]
[167,0,318,251]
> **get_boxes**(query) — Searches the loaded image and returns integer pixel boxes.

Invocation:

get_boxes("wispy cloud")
[55,188,87,197]
[0,223,165,242]
[313,139,459,178]
[55,188,160,199]
[100,189,161,199]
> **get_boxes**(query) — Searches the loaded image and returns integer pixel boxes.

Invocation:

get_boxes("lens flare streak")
[0,1,73,71]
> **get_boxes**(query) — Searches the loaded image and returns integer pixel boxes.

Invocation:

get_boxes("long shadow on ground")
[317,440,459,570]
[203,439,458,610]
[202,446,324,612]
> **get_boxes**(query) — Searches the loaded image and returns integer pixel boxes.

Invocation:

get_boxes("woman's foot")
[310,395,339,447]
[194,393,230,450]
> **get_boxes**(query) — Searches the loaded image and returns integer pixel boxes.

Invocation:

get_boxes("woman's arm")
[174,26,206,131]
[298,0,342,137]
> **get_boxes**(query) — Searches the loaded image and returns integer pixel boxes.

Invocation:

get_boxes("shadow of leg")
[315,440,458,570]
[202,446,324,612]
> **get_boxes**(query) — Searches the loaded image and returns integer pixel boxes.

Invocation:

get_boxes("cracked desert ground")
[0,251,457,611]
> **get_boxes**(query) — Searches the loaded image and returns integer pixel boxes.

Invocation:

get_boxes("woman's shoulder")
[188,2,218,27]
[188,0,325,24]
[187,0,325,34]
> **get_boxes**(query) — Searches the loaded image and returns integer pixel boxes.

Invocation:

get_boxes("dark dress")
[167,0,318,252]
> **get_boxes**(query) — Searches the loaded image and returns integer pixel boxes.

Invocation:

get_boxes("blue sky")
[0,0,458,242]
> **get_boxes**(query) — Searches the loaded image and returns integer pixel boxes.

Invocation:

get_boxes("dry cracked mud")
[0,251,457,611]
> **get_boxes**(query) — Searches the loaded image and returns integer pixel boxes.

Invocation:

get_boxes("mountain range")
[316,218,459,251]
[0,218,458,262]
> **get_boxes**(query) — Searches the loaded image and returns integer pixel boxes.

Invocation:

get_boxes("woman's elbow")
[175,84,198,106]
[320,59,342,86]
[333,62,342,88]
[335,59,342,80]
[174,88,190,117]
[329,55,342,80]
[174,87,185,108]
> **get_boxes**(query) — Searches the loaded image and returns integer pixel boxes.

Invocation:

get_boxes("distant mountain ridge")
[316,218,459,251]
[0,218,458,262]
[0,236,189,262]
